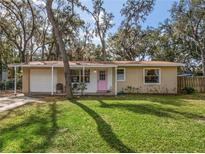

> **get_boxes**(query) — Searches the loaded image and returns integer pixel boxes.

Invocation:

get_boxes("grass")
[0,94,205,152]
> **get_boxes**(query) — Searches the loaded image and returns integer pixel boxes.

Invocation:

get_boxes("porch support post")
[82,66,85,83]
[115,66,117,95]
[51,65,54,95]
[14,65,17,95]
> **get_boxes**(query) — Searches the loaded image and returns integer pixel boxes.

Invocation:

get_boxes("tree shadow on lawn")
[98,100,205,121]
[30,102,59,152]
[0,102,36,121]
[0,110,13,121]
[0,102,59,152]
[70,99,135,153]
[99,100,174,118]
[78,94,192,107]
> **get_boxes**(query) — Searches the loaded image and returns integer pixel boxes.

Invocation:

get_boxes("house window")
[81,69,90,83]
[99,71,106,80]
[144,68,160,84]
[71,70,80,83]
[117,68,125,81]
[71,69,90,83]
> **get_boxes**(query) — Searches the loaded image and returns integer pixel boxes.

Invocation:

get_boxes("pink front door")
[97,70,108,92]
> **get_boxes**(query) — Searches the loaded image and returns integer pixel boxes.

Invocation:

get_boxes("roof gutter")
[8,64,118,68]
[117,64,185,67]
[8,63,185,68]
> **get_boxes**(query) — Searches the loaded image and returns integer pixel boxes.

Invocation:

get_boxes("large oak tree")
[46,0,73,98]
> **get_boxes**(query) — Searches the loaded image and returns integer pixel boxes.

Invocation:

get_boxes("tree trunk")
[41,30,47,61]
[21,51,26,63]
[46,0,73,98]
[41,41,45,60]
[101,39,106,61]
[54,40,60,60]
[41,45,45,60]
[0,56,2,81]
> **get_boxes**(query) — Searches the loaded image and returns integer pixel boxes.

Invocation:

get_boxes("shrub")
[5,80,14,90]
[77,82,87,95]
[0,79,22,91]
[0,82,5,91]
[17,79,22,90]
[118,91,125,95]
[182,87,195,94]
[124,86,140,94]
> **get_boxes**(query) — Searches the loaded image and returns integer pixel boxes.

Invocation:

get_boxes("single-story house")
[9,61,184,95]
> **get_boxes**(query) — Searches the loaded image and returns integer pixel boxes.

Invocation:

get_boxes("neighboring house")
[10,61,184,95]
[177,73,193,77]
[0,70,8,81]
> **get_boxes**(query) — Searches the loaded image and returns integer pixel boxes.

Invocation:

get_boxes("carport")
[9,63,56,95]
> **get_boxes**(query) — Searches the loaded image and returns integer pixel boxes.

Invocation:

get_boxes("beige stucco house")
[10,61,184,95]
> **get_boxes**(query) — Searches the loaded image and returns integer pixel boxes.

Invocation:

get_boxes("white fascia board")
[8,64,55,68]
[117,63,185,67]
[8,63,185,68]
[70,65,117,68]
[8,64,118,68]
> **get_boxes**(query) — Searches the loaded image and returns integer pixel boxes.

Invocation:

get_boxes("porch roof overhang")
[8,63,117,68]
[117,63,185,67]
[8,60,185,68]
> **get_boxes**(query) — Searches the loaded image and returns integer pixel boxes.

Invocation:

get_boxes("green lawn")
[0,94,205,152]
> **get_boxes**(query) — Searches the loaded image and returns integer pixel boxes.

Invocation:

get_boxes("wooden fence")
[178,76,205,93]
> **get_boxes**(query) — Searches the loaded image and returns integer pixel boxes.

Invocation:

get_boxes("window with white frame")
[144,68,160,84]
[71,70,80,83]
[71,69,90,83]
[117,68,125,81]
[80,69,90,83]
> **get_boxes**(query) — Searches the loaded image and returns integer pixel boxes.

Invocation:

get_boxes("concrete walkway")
[0,94,41,112]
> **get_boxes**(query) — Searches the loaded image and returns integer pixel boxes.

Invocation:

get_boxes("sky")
[32,0,177,30]
[81,0,177,29]
[104,0,177,30]
[141,0,177,28]
[79,0,178,43]
[32,0,178,44]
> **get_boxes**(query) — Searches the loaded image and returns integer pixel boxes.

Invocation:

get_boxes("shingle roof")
[9,60,185,67]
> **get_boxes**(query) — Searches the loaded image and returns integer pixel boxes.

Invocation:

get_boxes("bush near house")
[182,87,195,94]
[0,79,22,91]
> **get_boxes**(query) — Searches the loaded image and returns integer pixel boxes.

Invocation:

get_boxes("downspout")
[51,65,54,95]
[82,66,85,95]
[115,66,118,96]
[82,66,85,83]
[14,65,17,95]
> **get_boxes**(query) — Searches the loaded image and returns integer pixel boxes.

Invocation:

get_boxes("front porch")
[9,62,118,96]
[56,67,117,96]
[16,66,118,96]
